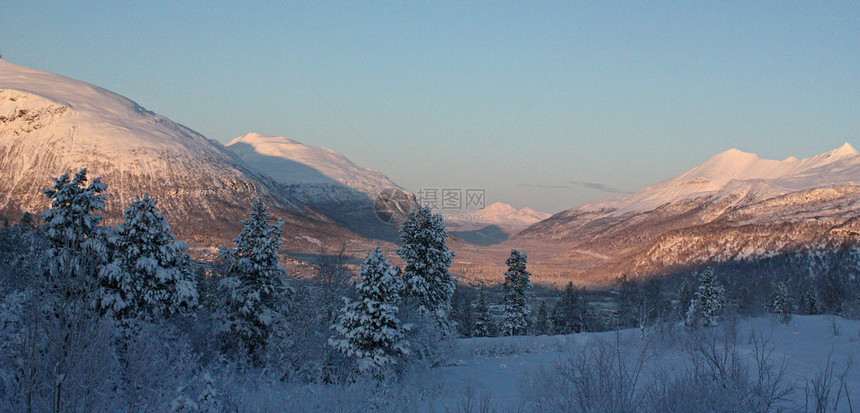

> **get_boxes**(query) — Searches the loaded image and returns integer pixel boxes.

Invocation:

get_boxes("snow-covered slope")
[227,133,401,195]
[455,202,550,229]
[226,133,416,241]
[0,59,357,247]
[518,144,860,278]
[582,143,860,214]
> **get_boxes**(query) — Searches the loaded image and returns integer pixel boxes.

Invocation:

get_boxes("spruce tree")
[98,194,198,320]
[397,206,456,324]
[329,246,409,375]
[676,279,695,321]
[685,268,725,328]
[218,201,290,357]
[473,286,495,337]
[452,287,475,338]
[502,250,531,336]
[552,282,590,334]
[41,168,108,295]
[771,282,793,324]
[533,300,549,335]
[18,212,35,231]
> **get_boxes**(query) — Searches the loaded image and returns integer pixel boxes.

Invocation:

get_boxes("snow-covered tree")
[98,194,198,320]
[41,168,109,294]
[771,281,792,324]
[552,281,590,334]
[675,279,695,321]
[329,246,409,376]
[685,268,726,328]
[197,372,220,412]
[217,201,290,357]
[18,212,35,231]
[802,288,821,315]
[502,250,531,336]
[451,286,475,338]
[473,286,495,337]
[533,300,549,335]
[397,206,456,324]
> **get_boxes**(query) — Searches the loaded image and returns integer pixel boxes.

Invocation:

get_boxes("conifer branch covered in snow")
[329,246,409,375]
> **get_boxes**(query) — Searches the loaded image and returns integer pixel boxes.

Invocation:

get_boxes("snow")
[0,59,237,158]
[426,315,860,410]
[580,143,860,214]
[226,132,402,196]
[459,202,551,227]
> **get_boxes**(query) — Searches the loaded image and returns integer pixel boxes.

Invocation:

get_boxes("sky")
[2,2,857,213]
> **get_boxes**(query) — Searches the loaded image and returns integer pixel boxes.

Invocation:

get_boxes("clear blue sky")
[2,1,857,212]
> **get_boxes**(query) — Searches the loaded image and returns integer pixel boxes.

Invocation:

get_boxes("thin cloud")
[520,181,633,195]
[569,180,633,195]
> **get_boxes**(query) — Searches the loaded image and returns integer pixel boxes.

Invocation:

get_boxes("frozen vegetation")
[0,169,858,412]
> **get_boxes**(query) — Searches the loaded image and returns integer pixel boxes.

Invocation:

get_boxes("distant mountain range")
[518,144,860,278]
[0,59,408,249]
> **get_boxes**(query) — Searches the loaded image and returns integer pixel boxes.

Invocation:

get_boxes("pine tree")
[686,268,725,328]
[676,279,695,321]
[473,286,495,337]
[18,212,35,231]
[197,372,220,412]
[533,300,549,335]
[41,168,109,295]
[552,282,590,334]
[771,281,792,324]
[218,201,290,357]
[803,288,820,315]
[97,195,198,321]
[330,246,409,376]
[397,206,456,325]
[502,250,531,336]
[452,287,475,338]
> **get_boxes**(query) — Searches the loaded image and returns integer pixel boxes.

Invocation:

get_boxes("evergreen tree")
[802,288,821,315]
[330,246,409,376]
[197,372,220,412]
[41,168,109,295]
[97,195,198,321]
[817,269,848,315]
[771,281,792,324]
[18,212,35,231]
[676,279,695,321]
[533,300,549,335]
[686,268,726,328]
[452,287,475,338]
[502,250,531,336]
[397,206,456,324]
[473,286,495,337]
[217,201,290,357]
[552,282,590,334]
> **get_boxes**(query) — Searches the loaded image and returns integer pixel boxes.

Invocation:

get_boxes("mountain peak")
[829,142,858,158]
[712,148,760,161]
[482,202,518,213]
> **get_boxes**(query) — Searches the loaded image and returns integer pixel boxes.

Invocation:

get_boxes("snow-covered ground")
[422,315,860,411]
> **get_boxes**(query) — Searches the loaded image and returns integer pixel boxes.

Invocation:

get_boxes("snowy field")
[422,315,860,411]
[276,315,856,412]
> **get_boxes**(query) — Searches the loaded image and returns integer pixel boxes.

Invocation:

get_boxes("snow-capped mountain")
[518,144,860,278]
[446,202,550,246]
[0,59,358,247]
[227,133,416,241]
[455,202,550,229]
[228,133,401,195]
[580,143,860,214]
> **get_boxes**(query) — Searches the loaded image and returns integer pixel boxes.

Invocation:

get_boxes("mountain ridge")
[0,59,366,250]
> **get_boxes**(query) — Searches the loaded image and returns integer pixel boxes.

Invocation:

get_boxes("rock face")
[518,144,860,277]
[0,59,359,249]
[226,133,416,242]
